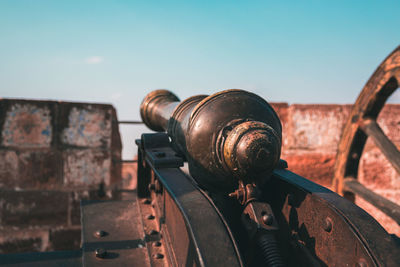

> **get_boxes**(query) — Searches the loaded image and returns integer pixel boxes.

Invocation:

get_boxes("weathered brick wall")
[270,103,400,236]
[0,99,122,253]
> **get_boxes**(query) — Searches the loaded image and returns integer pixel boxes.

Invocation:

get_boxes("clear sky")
[1,1,399,158]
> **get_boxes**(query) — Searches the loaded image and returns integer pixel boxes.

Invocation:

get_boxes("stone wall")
[0,99,122,253]
[270,103,400,236]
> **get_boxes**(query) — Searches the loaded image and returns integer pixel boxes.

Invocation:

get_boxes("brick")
[0,150,62,189]
[0,150,19,188]
[286,104,352,152]
[282,152,336,187]
[49,227,81,251]
[0,190,68,226]
[63,149,111,187]
[60,105,112,148]
[18,150,62,189]
[1,103,52,148]
[0,228,49,253]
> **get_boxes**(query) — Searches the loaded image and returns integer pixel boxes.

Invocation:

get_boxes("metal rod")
[344,178,400,225]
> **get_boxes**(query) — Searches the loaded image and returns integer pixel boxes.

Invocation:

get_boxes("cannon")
[2,48,400,267]
[134,89,400,267]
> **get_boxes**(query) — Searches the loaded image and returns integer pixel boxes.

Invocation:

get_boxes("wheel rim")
[333,46,400,223]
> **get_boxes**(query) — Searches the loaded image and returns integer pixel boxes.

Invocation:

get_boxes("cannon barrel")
[140,89,282,192]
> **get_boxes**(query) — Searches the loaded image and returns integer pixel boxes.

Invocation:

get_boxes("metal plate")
[81,193,150,267]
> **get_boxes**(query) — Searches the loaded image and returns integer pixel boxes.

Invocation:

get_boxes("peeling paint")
[2,104,52,147]
[61,107,111,148]
[63,149,111,186]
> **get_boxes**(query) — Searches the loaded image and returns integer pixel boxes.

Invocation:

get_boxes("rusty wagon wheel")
[333,46,400,224]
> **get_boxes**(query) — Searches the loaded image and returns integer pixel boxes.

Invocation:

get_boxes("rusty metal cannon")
[134,89,400,266]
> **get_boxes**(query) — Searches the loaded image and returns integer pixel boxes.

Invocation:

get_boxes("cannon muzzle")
[140,89,282,192]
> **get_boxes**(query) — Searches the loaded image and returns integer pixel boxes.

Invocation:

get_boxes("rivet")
[323,217,333,232]
[262,214,274,225]
[356,258,368,267]
[149,230,158,235]
[95,248,107,258]
[153,241,162,247]
[147,214,155,220]
[153,253,164,259]
[95,230,106,238]
[148,184,156,191]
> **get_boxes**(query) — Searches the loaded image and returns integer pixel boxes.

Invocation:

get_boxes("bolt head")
[148,183,156,191]
[95,230,106,238]
[323,217,333,232]
[153,253,164,259]
[262,214,274,225]
[149,230,158,235]
[95,248,107,258]
[153,241,162,247]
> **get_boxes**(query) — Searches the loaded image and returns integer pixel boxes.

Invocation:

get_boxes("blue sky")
[1,1,399,158]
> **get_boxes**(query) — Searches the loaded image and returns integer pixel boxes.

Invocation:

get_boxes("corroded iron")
[140,89,282,192]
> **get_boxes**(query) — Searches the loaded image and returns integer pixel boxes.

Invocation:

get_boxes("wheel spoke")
[344,178,400,224]
[359,118,400,175]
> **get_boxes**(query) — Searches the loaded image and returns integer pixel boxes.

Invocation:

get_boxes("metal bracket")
[140,133,183,169]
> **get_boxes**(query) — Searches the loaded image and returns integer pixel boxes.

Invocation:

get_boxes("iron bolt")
[153,241,162,247]
[95,248,107,259]
[95,230,106,238]
[262,214,274,225]
[153,253,164,259]
[148,183,156,191]
[323,217,333,232]
[149,230,158,235]
[147,214,155,220]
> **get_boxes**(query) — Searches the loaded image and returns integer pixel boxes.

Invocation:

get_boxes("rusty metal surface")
[151,167,244,267]
[273,168,400,266]
[81,196,150,267]
[333,46,400,207]
[138,132,244,267]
